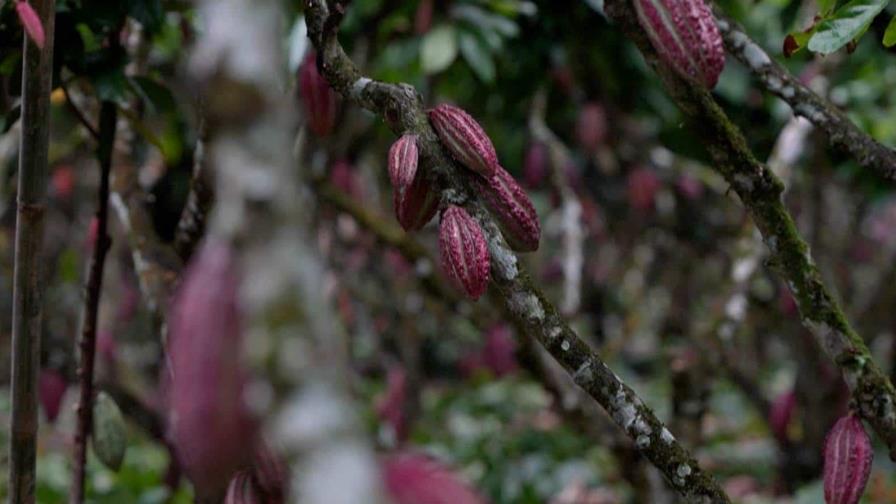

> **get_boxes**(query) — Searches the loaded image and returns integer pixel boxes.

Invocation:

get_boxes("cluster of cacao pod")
[386,103,540,299]
[299,51,339,136]
[823,414,873,504]
[633,0,725,89]
[224,442,290,504]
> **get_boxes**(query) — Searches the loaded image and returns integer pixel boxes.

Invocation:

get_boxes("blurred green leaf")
[818,0,839,15]
[807,0,889,54]
[459,30,495,83]
[884,14,896,46]
[128,77,177,115]
[421,24,458,74]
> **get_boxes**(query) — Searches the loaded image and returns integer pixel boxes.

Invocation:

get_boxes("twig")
[603,0,896,460]
[305,2,731,500]
[716,14,896,181]
[70,100,118,504]
[60,83,100,141]
[8,1,55,501]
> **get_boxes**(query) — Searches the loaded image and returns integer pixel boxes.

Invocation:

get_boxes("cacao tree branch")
[9,1,55,500]
[70,101,118,504]
[305,2,731,501]
[602,0,896,460]
[173,114,213,262]
[716,13,896,181]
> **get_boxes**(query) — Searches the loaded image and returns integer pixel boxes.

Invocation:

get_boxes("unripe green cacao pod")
[92,391,127,471]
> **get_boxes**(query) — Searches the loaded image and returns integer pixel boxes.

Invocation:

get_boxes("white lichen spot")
[677,464,692,478]
[560,340,571,352]
[731,256,758,282]
[766,75,782,93]
[510,291,544,321]
[781,85,796,100]
[549,327,562,340]
[489,242,518,280]
[733,174,754,192]
[661,427,675,444]
[743,42,771,69]
[636,435,651,449]
[573,361,593,384]
[351,77,372,100]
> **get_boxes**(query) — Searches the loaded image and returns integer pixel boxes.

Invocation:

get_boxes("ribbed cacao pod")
[388,134,419,189]
[224,471,263,504]
[439,206,490,300]
[39,369,67,423]
[473,165,540,252]
[633,0,725,89]
[768,390,796,444]
[823,415,873,504]
[15,1,44,49]
[382,452,488,504]
[168,239,257,499]
[251,441,289,504]
[91,392,127,471]
[394,171,439,231]
[299,51,338,136]
[428,104,498,177]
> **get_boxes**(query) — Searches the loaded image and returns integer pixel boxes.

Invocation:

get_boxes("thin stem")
[70,101,118,504]
[60,83,100,141]
[9,1,55,502]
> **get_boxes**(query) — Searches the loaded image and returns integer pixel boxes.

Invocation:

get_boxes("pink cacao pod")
[428,104,498,177]
[633,0,725,89]
[382,453,488,504]
[627,166,660,212]
[15,1,44,49]
[523,142,548,189]
[480,324,518,376]
[823,415,873,504]
[168,239,257,499]
[473,165,540,252]
[394,171,439,231]
[224,471,263,504]
[39,369,67,423]
[439,206,490,300]
[575,103,607,154]
[389,134,419,189]
[299,51,338,136]
[768,390,796,443]
[251,441,289,503]
[375,366,409,443]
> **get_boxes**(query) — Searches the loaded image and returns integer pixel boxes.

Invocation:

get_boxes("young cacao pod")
[91,392,127,471]
[394,171,439,231]
[382,452,488,504]
[768,390,796,444]
[299,51,338,136]
[428,104,498,177]
[473,165,540,252]
[39,369,67,423]
[633,0,725,89]
[15,1,44,49]
[823,414,873,504]
[168,239,257,499]
[523,142,548,189]
[389,134,419,190]
[439,205,490,300]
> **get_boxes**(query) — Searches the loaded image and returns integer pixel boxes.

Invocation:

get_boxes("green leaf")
[128,77,177,115]
[420,24,458,74]
[458,30,495,83]
[817,0,839,15]
[884,14,896,46]
[807,0,889,54]
[92,392,127,471]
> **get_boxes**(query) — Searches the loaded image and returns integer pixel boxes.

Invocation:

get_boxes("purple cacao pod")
[523,142,548,189]
[382,452,488,504]
[439,206,490,300]
[394,171,439,231]
[168,239,257,499]
[299,51,338,136]
[15,1,45,49]
[388,134,419,189]
[428,104,498,177]
[480,324,518,377]
[39,369,67,423]
[627,166,660,212]
[633,0,725,89]
[823,415,873,504]
[251,441,289,504]
[575,103,607,154]
[768,390,796,443]
[224,471,263,504]
[473,165,540,252]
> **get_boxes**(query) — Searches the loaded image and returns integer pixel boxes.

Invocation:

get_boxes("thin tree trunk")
[9,1,56,502]
[70,101,118,504]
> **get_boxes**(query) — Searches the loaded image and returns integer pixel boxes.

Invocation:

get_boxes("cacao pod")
[38,369,67,423]
[523,142,548,189]
[633,0,725,89]
[388,134,419,189]
[473,165,540,252]
[251,441,289,503]
[575,103,607,154]
[627,166,660,212]
[382,452,488,504]
[394,171,439,231]
[168,239,257,499]
[91,392,127,471]
[15,1,44,49]
[299,51,338,136]
[224,471,263,504]
[428,104,498,177]
[768,390,796,443]
[439,205,490,300]
[823,414,873,504]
